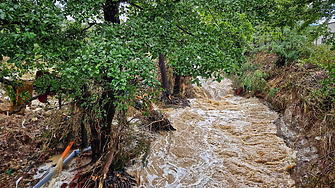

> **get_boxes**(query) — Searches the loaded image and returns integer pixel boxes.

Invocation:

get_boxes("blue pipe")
[33,147,91,188]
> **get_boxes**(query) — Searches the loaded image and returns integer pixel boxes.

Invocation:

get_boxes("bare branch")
[207,7,220,28]
[81,22,96,33]
[176,25,194,36]
[128,2,143,10]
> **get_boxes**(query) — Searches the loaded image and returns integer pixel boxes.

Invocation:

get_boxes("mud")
[0,86,70,187]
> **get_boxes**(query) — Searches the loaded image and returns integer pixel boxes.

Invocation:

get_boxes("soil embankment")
[234,52,335,187]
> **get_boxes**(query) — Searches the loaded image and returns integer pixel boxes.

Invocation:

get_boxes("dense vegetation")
[1,0,334,187]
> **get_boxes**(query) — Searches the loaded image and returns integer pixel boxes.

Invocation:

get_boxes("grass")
[230,49,335,187]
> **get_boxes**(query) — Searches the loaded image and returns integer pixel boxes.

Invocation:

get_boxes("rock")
[31,117,38,122]
[33,108,43,112]
[57,143,65,150]
[303,63,317,69]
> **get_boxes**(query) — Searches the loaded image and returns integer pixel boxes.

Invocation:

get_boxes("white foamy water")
[127,78,296,187]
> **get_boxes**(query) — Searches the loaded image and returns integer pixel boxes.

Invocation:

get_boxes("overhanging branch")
[207,7,220,28]
[128,2,143,10]
[176,25,194,36]
[81,22,96,33]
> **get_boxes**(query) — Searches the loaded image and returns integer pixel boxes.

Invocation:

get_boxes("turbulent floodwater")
[127,78,296,188]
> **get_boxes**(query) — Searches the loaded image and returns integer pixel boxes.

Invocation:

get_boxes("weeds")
[235,48,335,187]
[241,70,268,93]
[228,59,278,101]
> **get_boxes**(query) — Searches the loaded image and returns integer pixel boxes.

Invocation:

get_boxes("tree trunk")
[90,117,100,161]
[90,0,120,162]
[100,92,116,152]
[104,0,120,24]
[173,73,181,96]
[159,52,170,99]
[90,91,116,162]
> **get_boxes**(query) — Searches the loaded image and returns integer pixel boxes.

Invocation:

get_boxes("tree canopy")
[1,0,334,185]
[1,0,333,97]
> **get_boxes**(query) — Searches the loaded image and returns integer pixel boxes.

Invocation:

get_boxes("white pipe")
[32,147,91,188]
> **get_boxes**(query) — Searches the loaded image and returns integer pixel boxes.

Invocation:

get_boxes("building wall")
[315,22,335,45]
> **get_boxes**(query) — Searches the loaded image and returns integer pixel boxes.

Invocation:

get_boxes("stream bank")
[230,52,335,187]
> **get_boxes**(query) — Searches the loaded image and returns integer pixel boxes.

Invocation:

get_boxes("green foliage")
[301,45,335,101]
[242,70,268,93]
[322,28,335,49]
[251,26,318,64]
[260,0,334,29]
[0,0,257,106]
[228,61,278,100]
[246,0,333,66]
[307,45,335,69]
[124,0,255,84]
[1,0,333,102]
[271,27,314,62]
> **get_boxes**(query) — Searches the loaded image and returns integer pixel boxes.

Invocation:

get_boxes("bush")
[250,25,320,66]
[305,45,335,101]
[242,70,268,92]
[228,60,278,101]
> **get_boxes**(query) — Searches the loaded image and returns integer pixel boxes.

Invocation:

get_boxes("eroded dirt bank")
[0,91,61,187]
[233,52,335,187]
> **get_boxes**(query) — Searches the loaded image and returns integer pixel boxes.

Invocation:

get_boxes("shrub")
[306,45,335,101]
[250,25,320,66]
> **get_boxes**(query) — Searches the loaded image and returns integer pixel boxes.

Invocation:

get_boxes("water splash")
[127,78,296,187]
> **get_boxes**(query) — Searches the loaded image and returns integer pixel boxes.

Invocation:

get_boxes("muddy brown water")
[127,78,296,187]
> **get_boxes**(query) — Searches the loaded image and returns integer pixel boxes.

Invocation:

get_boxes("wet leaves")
[0,97,58,187]
[104,171,136,188]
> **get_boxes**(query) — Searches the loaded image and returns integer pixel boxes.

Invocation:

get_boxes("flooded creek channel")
[127,78,296,187]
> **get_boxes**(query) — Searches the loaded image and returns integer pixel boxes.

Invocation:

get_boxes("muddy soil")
[0,88,66,187]
[0,86,170,188]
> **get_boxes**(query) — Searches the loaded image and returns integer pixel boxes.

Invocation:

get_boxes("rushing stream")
[127,78,296,187]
